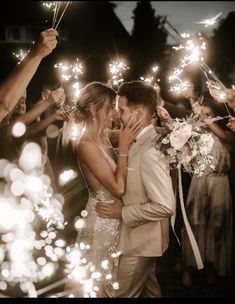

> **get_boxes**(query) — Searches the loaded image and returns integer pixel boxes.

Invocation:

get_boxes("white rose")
[169,129,191,150]
[182,124,192,137]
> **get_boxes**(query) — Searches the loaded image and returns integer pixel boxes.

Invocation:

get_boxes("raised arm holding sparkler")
[207,80,235,111]
[207,80,235,132]
[0,28,58,124]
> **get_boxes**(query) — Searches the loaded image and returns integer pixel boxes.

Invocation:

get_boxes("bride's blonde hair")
[73,81,116,145]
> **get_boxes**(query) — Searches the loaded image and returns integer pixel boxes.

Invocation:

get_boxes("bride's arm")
[77,119,143,197]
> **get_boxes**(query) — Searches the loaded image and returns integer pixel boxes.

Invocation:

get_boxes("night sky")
[112,1,235,42]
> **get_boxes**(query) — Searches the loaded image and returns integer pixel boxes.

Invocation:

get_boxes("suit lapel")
[128,127,156,160]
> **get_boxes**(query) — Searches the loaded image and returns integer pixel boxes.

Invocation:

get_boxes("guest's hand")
[227,90,235,111]
[53,106,71,121]
[95,199,123,219]
[41,89,51,101]
[227,117,235,132]
[46,88,65,106]
[192,102,203,116]
[206,80,230,104]
[31,28,58,59]
[157,107,173,124]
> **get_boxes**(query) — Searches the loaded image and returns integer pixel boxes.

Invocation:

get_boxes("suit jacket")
[118,126,176,257]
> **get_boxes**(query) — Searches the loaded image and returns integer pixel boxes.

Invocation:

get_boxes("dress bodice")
[74,142,120,297]
[79,143,117,201]
[209,134,231,175]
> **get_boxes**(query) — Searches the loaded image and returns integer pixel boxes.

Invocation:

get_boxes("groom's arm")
[96,148,176,226]
[121,148,176,228]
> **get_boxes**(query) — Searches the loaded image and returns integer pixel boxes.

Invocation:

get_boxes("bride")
[65,82,142,297]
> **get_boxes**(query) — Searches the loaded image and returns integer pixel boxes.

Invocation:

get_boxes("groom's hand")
[95,199,123,219]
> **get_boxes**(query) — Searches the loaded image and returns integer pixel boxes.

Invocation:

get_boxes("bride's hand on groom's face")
[119,116,143,147]
[95,199,123,219]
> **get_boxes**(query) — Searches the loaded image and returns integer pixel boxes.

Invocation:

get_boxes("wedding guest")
[207,80,235,111]
[227,117,235,132]
[0,88,65,161]
[206,80,235,133]
[181,100,233,287]
[0,28,58,123]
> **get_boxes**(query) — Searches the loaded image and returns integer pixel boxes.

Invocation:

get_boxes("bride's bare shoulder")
[79,136,95,146]
[77,137,100,154]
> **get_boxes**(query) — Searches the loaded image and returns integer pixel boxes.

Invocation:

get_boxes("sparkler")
[54,58,84,102]
[12,49,29,64]
[43,2,71,29]
[54,2,71,30]
[54,62,72,83]
[140,76,154,84]
[109,60,129,88]
[140,65,160,91]
[168,67,191,95]
[165,20,232,115]
[43,2,57,27]
[43,2,56,9]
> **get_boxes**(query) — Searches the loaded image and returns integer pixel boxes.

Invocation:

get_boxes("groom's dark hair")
[118,80,157,115]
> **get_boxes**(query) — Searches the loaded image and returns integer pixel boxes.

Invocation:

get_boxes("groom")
[96,80,176,297]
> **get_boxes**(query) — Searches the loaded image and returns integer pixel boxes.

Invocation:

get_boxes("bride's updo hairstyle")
[73,81,117,143]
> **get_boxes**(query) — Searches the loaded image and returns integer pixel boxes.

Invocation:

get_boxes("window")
[7,27,21,41]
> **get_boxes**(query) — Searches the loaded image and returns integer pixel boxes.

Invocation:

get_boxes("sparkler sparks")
[109,60,129,88]
[54,58,84,102]
[168,31,207,95]
[54,62,72,82]
[12,49,29,64]
[140,76,154,84]
[168,68,191,95]
[42,2,56,9]
[62,242,120,298]
[140,65,160,88]
[166,20,231,115]
[152,65,159,73]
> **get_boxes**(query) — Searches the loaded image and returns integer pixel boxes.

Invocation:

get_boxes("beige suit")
[115,125,176,297]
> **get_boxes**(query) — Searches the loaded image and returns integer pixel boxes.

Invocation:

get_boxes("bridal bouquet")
[154,115,216,176]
